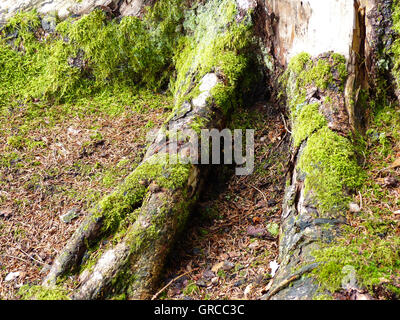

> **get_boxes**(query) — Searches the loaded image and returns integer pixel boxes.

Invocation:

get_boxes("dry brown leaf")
[211,262,224,273]
[390,158,400,169]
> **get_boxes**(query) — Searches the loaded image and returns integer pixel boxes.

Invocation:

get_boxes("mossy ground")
[311,101,400,299]
[0,8,178,298]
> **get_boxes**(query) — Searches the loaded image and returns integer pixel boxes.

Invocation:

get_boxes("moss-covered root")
[42,152,194,287]
[72,180,197,300]
[42,213,104,287]
[265,52,365,300]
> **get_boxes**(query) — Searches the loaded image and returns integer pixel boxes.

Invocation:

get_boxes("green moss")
[0,1,186,105]
[283,52,348,115]
[95,153,191,233]
[392,0,400,89]
[311,233,400,296]
[299,127,365,214]
[18,285,70,300]
[183,281,200,295]
[283,53,362,214]
[173,0,255,114]
[309,102,399,297]
[292,103,327,147]
[288,52,312,74]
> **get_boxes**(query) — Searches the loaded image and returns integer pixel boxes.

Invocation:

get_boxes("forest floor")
[159,101,290,300]
[1,89,399,300]
[0,90,171,299]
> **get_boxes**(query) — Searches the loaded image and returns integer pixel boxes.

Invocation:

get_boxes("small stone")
[269,260,279,277]
[246,225,266,238]
[202,270,215,280]
[384,176,398,187]
[211,277,219,285]
[5,271,20,282]
[222,261,235,271]
[234,279,246,287]
[196,280,207,288]
[349,202,361,213]
[60,208,80,223]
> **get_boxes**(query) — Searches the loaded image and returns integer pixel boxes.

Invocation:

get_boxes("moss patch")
[18,285,71,300]
[283,53,363,214]
[172,0,257,114]
[0,1,185,105]
[392,0,400,89]
[292,103,327,147]
[95,153,191,233]
[299,127,365,214]
[283,52,348,116]
[310,102,400,298]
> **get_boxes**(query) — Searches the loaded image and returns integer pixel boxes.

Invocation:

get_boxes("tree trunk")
[263,0,397,300]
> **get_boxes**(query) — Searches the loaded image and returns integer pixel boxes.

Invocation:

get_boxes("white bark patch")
[199,73,219,92]
[268,0,354,63]
[192,92,211,108]
[96,249,117,270]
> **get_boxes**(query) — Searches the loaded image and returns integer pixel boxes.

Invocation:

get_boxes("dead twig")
[280,113,292,134]
[151,268,199,300]
[251,185,268,203]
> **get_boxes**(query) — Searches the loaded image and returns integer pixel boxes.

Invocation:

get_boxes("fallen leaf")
[247,226,266,238]
[211,262,224,273]
[390,158,400,169]
[269,260,279,277]
[5,271,20,282]
[244,284,253,298]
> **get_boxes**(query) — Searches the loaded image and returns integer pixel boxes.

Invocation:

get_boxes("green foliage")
[299,127,365,214]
